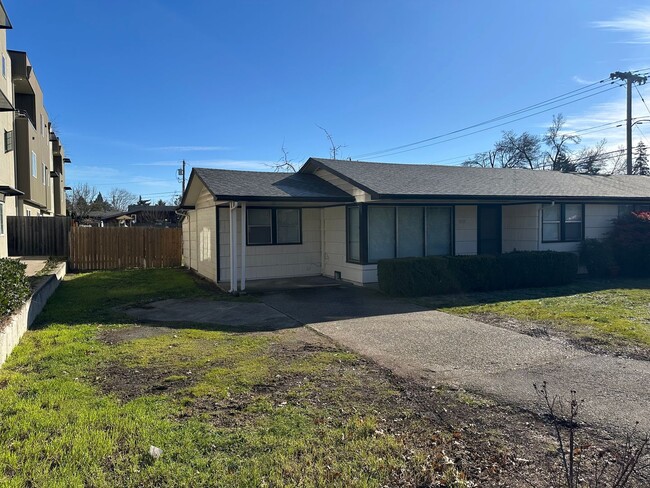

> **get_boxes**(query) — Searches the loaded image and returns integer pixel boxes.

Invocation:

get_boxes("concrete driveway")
[260,283,650,435]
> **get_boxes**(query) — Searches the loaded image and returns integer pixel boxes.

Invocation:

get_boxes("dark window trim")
[246,207,302,246]
[348,203,454,265]
[541,203,584,243]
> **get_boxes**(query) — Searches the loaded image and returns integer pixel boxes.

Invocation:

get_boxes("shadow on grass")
[413,277,650,309]
[31,268,300,333]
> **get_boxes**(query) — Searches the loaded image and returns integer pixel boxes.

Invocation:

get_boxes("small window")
[42,163,47,185]
[276,208,300,244]
[246,208,301,246]
[0,202,4,235]
[26,209,31,217]
[4,130,12,153]
[247,208,272,245]
[347,206,361,262]
[1,55,5,79]
[31,152,37,178]
[542,204,583,242]
[40,114,43,136]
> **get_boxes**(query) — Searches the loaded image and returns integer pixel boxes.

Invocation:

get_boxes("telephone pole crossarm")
[610,71,648,175]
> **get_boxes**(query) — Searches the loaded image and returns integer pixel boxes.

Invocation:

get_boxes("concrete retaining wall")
[0,262,66,367]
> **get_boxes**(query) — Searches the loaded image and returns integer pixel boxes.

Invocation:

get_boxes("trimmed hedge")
[378,251,578,297]
[0,258,30,318]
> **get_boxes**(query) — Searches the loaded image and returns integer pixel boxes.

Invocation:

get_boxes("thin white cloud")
[593,10,650,43]
[135,159,278,171]
[572,75,599,85]
[146,145,232,152]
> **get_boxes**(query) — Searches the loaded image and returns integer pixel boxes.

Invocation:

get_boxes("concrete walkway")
[261,285,650,435]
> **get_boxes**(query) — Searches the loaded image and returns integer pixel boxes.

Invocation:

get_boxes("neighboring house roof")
[301,158,650,201]
[188,167,354,202]
[87,210,124,220]
[127,205,178,213]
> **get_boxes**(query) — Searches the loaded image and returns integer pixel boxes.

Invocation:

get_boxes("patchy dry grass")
[1,269,646,487]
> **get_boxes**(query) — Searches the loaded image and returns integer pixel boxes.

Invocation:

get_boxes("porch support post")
[229,201,238,293]
[240,201,246,291]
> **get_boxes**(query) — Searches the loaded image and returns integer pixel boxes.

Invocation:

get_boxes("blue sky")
[4,0,650,202]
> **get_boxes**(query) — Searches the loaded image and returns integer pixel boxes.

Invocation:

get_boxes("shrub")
[0,258,30,318]
[378,251,578,297]
[580,239,617,278]
[608,211,650,277]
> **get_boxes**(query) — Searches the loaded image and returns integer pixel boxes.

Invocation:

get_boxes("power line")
[365,84,624,160]
[635,84,650,116]
[354,78,617,159]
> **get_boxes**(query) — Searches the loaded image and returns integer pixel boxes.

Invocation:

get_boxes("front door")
[477,205,502,255]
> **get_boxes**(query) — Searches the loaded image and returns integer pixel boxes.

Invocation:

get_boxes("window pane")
[564,222,582,241]
[542,204,560,222]
[276,209,300,244]
[248,208,271,226]
[426,207,452,255]
[397,207,424,257]
[565,204,582,222]
[347,206,360,262]
[368,207,395,262]
[543,223,560,241]
[248,226,272,244]
[0,202,4,235]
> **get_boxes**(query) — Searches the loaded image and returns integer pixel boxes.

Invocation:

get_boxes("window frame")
[4,129,12,153]
[246,207,302,246]
[541,203,584,243]
[1,55,5,79]
[31,151,37,178]
[346,204,455,265]
[0,201,4,235]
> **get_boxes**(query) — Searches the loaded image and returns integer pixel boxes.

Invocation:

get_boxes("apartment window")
[40,114,43,136]
[246,208,301,246]
[542,203,583,242]
[363,205,453,264]
[31,152,37,178]
[1,55,5,79]
[0,202,4,235]
[42,163,47,185]
[26,209,31,217]
[4,130,12,153]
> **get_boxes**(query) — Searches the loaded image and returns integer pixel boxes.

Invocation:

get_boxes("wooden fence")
[68,227,182,271]
[8,216,72,256]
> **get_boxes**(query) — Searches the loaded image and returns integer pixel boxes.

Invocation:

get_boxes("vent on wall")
[334,271,341,280]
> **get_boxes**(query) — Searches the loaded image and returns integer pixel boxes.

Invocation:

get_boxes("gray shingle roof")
[303,158,650,201]
[192,167,354,201]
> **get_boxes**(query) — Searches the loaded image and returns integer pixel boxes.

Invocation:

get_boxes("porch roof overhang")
[0,185,23,196]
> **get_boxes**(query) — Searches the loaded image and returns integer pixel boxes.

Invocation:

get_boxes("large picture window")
[246,208,301,246]
[351,205,452,264]
[542,203,583,242]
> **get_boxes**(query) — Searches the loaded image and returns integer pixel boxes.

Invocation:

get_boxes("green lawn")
[416,279,650,353]
[0,269,471,487]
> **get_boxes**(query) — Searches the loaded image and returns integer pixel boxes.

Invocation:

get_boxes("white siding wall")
[502,203,620,253]
[321,206,374,284]
[219,206,322,282]
[502,204,539,252]
[455,205,477,255]
[183,189,217,282]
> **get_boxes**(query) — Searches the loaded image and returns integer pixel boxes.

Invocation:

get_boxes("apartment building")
[0,0,70,258]
[0,2,17,258]
[10,49,69,218]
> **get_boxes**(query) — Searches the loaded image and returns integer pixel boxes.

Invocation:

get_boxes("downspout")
[240,202,246,291]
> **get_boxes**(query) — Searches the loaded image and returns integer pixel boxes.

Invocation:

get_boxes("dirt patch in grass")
[99,325,173,344]
[122,326,643,487]
[468,312,650,361]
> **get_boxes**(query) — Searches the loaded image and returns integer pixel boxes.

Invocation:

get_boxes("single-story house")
[179,157,650,291]
[84,205,180,227]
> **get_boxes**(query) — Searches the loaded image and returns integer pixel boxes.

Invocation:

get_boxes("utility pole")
[177,160,186,193]
[610,71,647,174]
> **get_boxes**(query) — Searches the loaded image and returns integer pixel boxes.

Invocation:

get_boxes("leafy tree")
[633,141,649,176]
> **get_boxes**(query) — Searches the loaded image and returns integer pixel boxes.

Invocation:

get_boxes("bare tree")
[274,141,297,172]
[108,188,137,211]
[462,150,499,168]
[316,125,345,159]
[68,183,99,219]
[575,139,607,175]
[608,146,628,175]
[543,114,581,171]
[498,130,542,169]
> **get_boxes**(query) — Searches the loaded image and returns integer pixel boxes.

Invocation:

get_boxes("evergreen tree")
[633,141,650,176]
